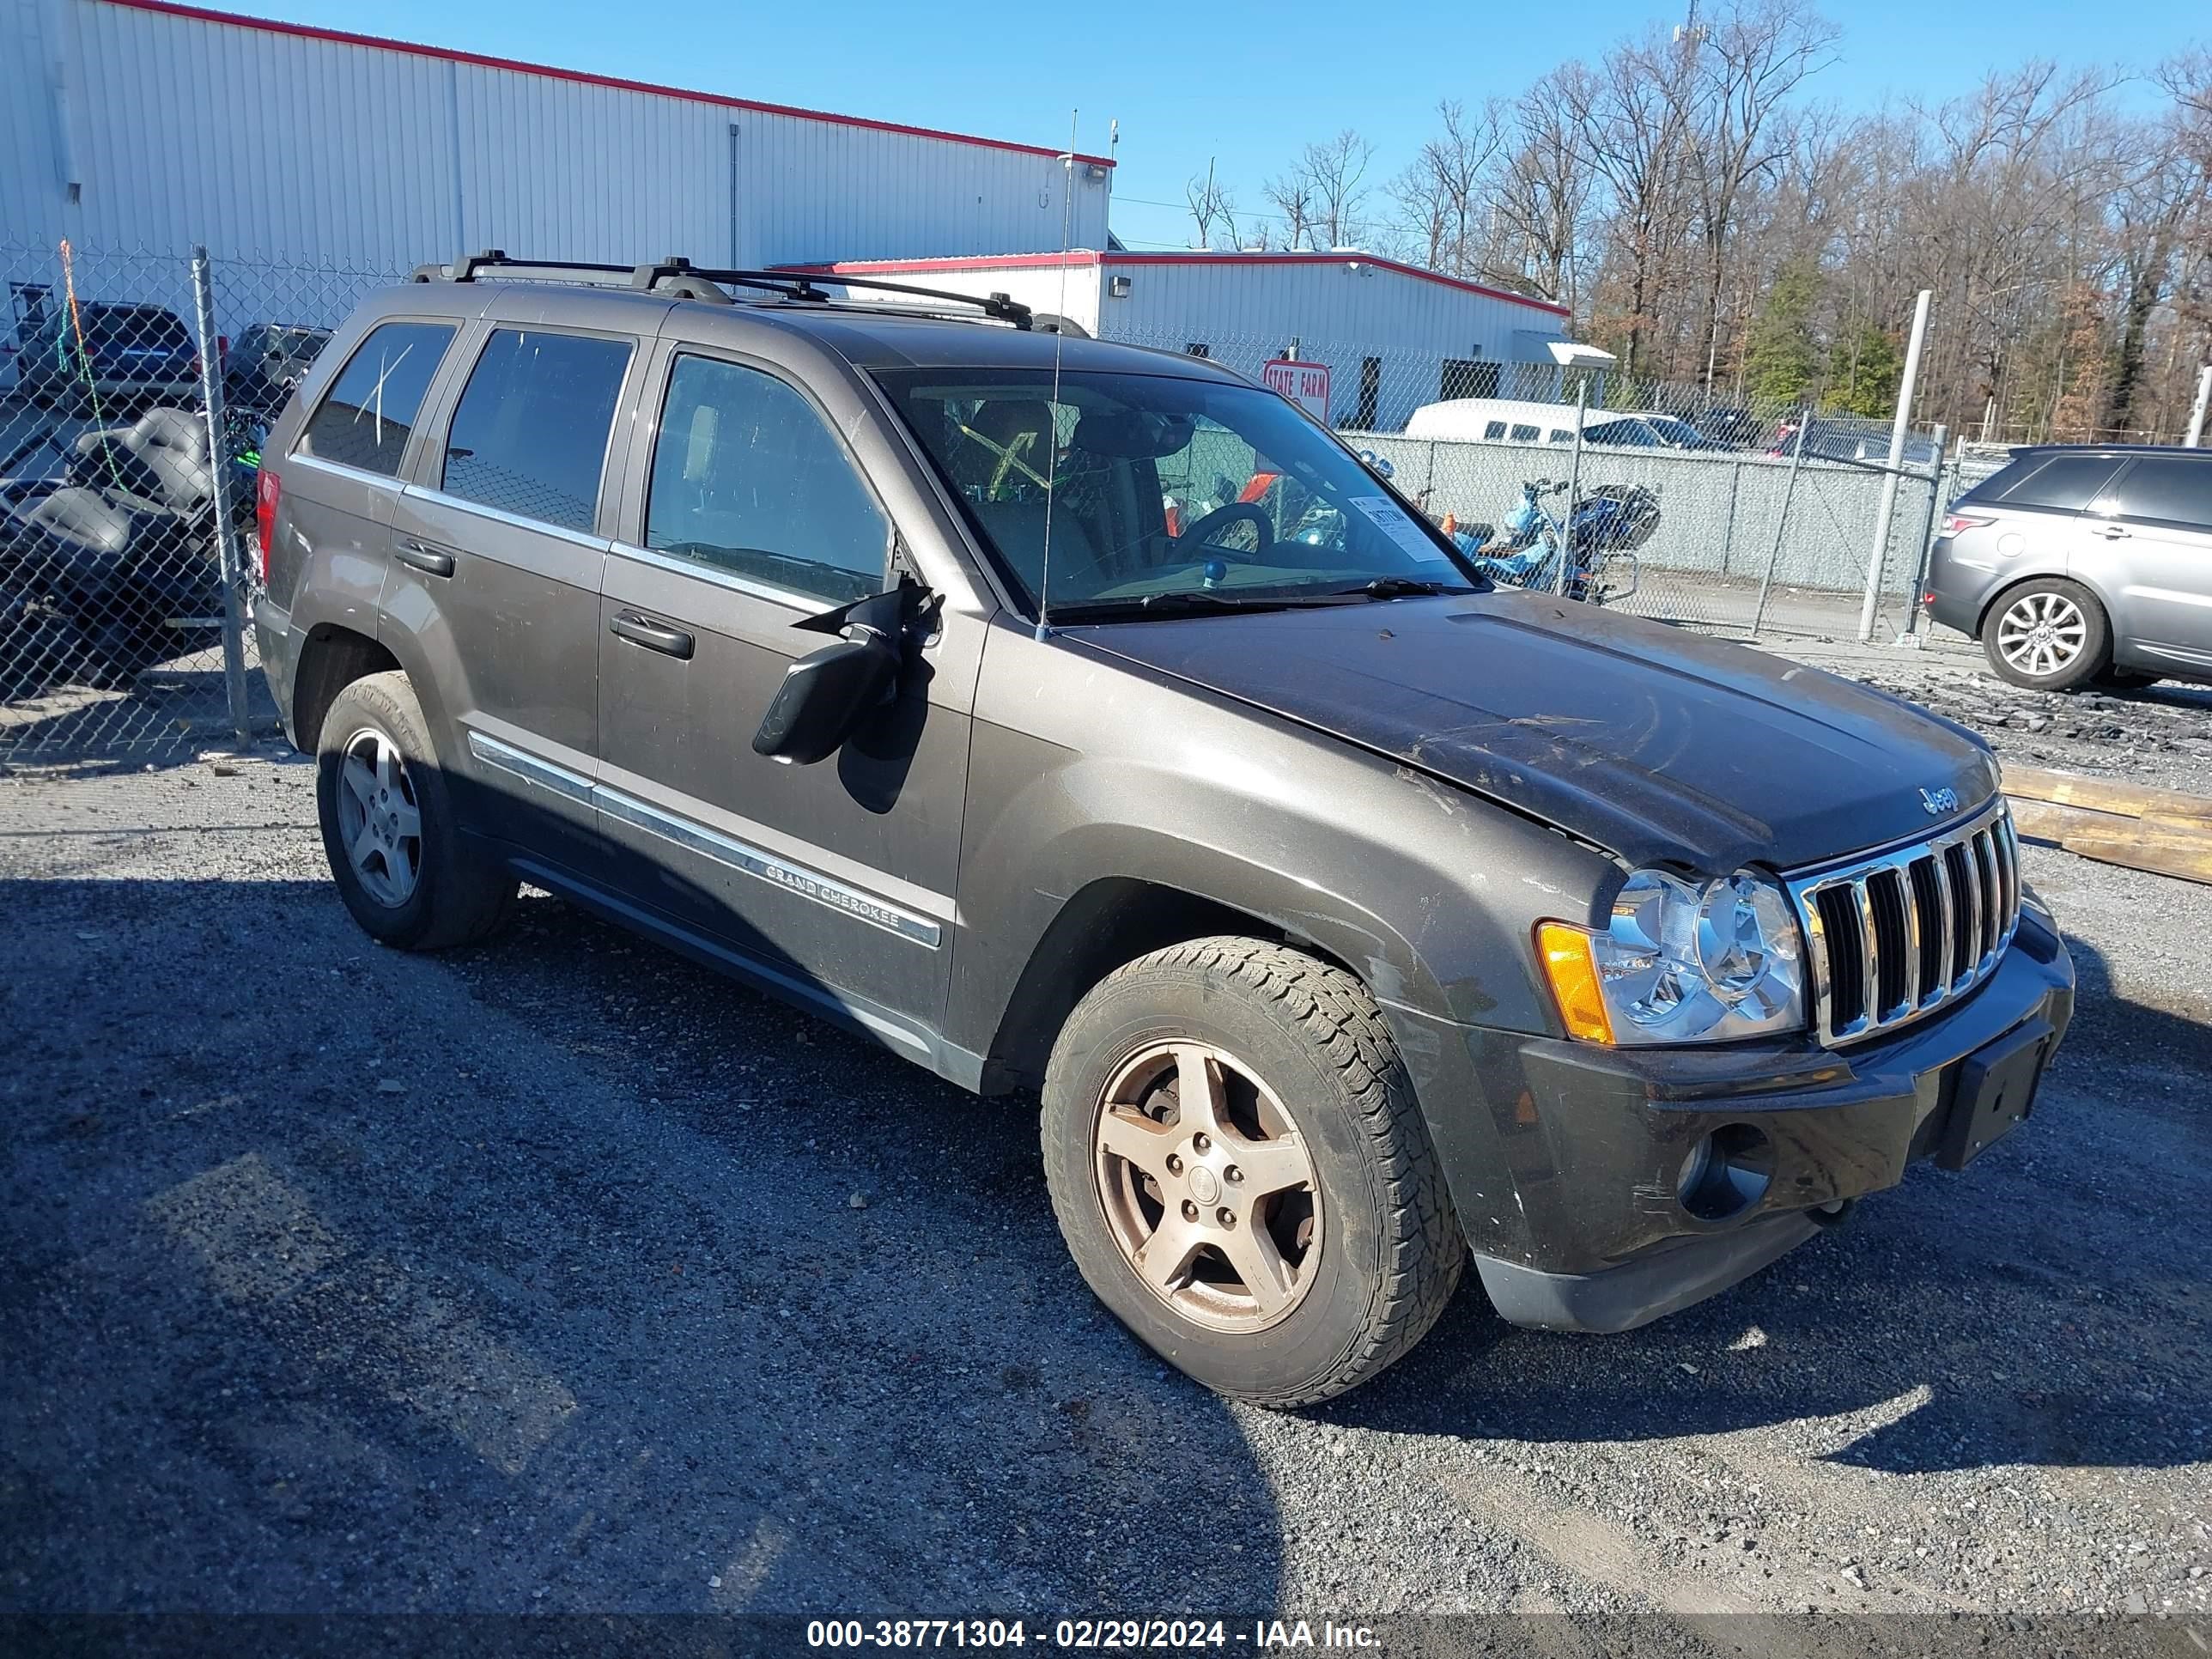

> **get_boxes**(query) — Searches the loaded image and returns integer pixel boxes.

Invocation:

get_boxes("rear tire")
[1041,937,1462,1407]
[1983,578,2108,692]
[314,672,515,951]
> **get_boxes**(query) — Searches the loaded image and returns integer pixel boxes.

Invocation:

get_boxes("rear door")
[279,316,462,700]
[594,341,971,1054]
[386,296,654,876]
[2097,455,2212,668]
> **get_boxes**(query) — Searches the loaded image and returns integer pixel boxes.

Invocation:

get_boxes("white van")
[1405,398,1719,451]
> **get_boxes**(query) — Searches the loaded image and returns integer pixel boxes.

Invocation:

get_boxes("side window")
[441,328,633,532]
[1509,423,1540,442]
[1990,454,2126,513]
[298,320,457,477]
[1548,429,1573,444]
[1483,421,1507,440]
[644,354,891,605]
[2112,458,2212,530]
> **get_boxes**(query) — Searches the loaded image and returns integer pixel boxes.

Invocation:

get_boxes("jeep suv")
[252,254,2075,1405]
[1927,444,2212,691]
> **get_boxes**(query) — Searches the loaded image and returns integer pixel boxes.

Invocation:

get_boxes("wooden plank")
[2063,836,2212,885]
[2003,792,2212,884]
[2000,763,2212,824]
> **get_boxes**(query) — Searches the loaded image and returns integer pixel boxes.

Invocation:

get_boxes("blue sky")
[258,0,2203,252]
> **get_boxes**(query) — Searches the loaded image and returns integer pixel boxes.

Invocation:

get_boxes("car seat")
[73,407,216,520]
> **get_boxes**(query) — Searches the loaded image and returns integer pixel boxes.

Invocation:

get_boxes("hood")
[1068,591,1998,873]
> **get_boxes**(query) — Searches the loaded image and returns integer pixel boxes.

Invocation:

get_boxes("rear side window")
[86,307,191,350]
[644,354,890,605]
[1483,421,1506,440]
[1980,453,2127,513]
[300,320,458,477]
[441,328,634,532]
[2112,457,2212,529]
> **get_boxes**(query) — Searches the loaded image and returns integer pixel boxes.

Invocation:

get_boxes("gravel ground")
[1,641,2208,1639]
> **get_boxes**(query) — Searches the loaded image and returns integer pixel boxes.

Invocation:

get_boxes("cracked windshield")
[875,368,1476,612]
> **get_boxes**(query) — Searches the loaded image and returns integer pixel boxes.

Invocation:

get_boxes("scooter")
[1456,479,1653,605]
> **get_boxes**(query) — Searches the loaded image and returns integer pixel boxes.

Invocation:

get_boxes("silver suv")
[252,253,2073,1405]
[1926,445,2212,691]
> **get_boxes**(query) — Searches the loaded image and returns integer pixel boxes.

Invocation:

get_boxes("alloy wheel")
[335,726,423,906]
[1092,1040,1322,1333]
[1996,592,2087,678]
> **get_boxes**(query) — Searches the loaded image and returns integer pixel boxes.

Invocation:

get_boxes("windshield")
[873,368,1478,614]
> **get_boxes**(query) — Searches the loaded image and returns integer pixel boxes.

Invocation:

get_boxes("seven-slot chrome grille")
[1785,799,2021,1047]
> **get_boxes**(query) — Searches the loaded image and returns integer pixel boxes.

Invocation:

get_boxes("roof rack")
[408,250,1036,329]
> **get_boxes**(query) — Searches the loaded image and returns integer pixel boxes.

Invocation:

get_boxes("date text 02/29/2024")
[804,1619,1381,1650]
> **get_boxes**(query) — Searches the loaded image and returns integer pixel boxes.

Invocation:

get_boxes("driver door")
[594,343,972,1052]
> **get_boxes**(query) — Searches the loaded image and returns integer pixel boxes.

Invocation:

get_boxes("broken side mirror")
[751,580,933,765]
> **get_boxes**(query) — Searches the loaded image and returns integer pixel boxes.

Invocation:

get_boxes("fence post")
[1554,381,1588,595]
[1857,288,1932,641]
[1717,453,1743,579]
[190,246,252,747]
[2188,364,2212,448]
[1902,423,1950,641]
[1752,404,1810,635]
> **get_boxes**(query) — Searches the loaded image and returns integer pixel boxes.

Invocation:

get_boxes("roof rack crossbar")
[406,250,1034,328]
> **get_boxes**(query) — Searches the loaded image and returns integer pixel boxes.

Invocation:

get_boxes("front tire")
[1041,938,1462,1407]
[314,672,515,950]
[1984,578,2108,691]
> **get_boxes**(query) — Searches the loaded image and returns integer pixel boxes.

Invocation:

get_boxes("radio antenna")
[1036,109,1078,642]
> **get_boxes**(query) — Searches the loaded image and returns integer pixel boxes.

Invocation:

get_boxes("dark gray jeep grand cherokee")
[253,254,2074,1405]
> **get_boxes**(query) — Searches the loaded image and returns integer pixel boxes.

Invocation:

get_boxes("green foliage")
[1824,324,1903,418]
[1743,260,1824,409]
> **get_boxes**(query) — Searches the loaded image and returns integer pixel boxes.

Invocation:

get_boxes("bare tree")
[1491,66,1598,307]
[1567,27,1703,376]
[1686,0,1843,390]
[1306,130,1378,248]
[1186,158,1240,251]
[1395,100,1506,274]
[1262,166,1321,251]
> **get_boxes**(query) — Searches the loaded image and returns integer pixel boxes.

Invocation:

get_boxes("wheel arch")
[979,875,1367,1097]
[291,623,400,753]
[1975,567,2112,639]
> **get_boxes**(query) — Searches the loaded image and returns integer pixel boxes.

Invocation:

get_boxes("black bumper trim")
[1476,1209,1822,1334]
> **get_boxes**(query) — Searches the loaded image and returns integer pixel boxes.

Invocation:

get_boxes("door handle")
[2091,524,2130,539]
[395,539,455,577]
[610,611,696,659]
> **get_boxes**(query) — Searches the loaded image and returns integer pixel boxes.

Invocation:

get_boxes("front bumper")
[1387,902,2073,1332]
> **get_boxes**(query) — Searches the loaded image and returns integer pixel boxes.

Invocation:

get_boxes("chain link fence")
[1106,325,1955,643]
[2,240,400,762]
[3,240,1960,762]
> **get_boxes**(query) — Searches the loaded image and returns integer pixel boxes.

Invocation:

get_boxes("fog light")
[1677,1124,1775,1221]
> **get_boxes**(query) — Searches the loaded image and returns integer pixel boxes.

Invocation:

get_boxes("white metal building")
[2,0,1115,272]
[800,250,1603,431]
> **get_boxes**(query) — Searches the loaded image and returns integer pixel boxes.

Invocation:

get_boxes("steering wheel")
[1174,501,1275,562]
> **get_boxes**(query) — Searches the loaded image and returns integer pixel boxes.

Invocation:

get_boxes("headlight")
[1539,868,1805,1045]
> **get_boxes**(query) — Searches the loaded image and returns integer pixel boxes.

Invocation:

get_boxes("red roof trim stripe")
[814,250,1569,317]
[95,0,1118,168]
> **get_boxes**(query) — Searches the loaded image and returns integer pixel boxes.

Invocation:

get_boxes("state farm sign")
[1261,358,1332,423]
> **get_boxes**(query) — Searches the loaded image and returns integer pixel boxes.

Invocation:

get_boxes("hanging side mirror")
[751,580,933,765]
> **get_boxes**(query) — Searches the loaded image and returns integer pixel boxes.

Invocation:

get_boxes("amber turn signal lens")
[1536,921,1615,1045]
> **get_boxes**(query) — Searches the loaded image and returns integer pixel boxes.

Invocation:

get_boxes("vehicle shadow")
[0,860,1285,1614]
[1326,933,2209,1477]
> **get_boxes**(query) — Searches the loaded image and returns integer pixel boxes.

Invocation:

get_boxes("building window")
[1348,356,1382,430]
[1441,357,1500,401]
[1184,343,1210,358]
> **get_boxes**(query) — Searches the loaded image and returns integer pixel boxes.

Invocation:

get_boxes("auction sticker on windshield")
[1347,495,1443,560]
